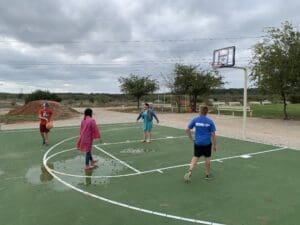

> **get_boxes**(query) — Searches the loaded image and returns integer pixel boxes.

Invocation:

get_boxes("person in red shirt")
[38,102,53,145]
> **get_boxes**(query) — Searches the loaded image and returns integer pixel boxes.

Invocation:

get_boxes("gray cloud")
[0,0,299,93]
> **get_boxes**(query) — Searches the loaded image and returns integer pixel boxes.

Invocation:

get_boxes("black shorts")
[194,143,212,158]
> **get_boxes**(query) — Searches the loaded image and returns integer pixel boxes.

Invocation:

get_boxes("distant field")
[212,104,300,120]
[1,103,300,124]
[251,104,300,119]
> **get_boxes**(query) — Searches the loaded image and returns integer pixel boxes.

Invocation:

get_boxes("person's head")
[199,105,209,116]
[84,108,93,119]
[144,103,150,109]
[43,102,49,108]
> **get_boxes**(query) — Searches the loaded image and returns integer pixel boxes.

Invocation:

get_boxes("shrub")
[25,90,62,103]
[288,94,300,103]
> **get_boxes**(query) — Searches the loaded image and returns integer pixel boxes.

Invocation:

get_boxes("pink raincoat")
[76,116,101,152]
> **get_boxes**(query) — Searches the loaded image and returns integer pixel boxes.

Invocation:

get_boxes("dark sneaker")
[205,174,213,180]
[184,171,192,182]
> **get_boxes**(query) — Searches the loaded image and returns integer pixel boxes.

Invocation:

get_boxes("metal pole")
[234,66,248,139]
[242,68,248,140]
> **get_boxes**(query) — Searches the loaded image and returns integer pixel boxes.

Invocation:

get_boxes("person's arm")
[152,111,159,123]
[136,112,142,122]
[92,120,101,140]
[185,128,193,142]
[186,119,195,141]
[211,132,217,152]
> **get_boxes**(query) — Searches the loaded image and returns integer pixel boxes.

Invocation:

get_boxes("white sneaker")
[184,171,192,182]
[146,139,150,143]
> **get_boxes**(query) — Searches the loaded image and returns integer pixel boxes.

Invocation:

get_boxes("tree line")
[119,21,300,119]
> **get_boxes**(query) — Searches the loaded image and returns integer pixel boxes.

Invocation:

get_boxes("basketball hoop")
[212,46,235,68]
[211,62,225,69]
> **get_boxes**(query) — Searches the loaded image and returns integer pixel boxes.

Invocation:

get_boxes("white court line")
[4,176,24,180]
[45,147,77,162]
[49,146,287,179]
[150,146,287,173]
[94,145,141,173]
[97,135,187,146]
[43,137,225,225]
[47,135,190,178]
[0,124,139,134]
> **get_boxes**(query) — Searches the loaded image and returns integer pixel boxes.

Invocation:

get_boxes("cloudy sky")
[0,0,299,93]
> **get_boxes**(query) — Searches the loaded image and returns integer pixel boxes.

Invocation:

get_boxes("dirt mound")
[8,100,80,120]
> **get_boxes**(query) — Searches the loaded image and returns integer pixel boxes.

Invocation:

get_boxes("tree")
[25,90,61,103]
[251,21,300,119]
[173,64,224,112]
[119,74,159,109]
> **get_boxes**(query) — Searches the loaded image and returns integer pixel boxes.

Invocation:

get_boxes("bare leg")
[143,131,147,142]
[44,132,49,144]
[146,131,150,142]
[189,156,199,172]
[204,157,211,176]
[184,156,199,181]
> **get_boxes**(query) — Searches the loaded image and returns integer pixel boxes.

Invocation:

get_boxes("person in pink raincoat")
[77,108,102,170]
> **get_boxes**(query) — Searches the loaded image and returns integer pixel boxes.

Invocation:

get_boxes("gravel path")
[1,107,299,150]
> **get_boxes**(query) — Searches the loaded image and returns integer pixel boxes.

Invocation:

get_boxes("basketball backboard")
[212,46,235,68]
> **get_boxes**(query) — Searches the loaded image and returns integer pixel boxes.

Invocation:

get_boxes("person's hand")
[99,139,103,144]
[213,145,217,152]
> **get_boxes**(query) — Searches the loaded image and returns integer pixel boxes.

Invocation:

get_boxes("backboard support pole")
[233,66,248,140]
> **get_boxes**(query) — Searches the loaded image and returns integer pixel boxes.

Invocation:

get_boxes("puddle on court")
[120,148,155,154]
[25,164,70,191]
[26,155,127,190]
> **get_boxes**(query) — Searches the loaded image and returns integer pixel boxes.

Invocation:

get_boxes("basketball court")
[1,123,299,225]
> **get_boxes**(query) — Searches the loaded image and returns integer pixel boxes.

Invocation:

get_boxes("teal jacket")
[137,109,159,122]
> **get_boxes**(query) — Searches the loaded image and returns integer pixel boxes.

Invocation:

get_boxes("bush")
[25,90,62,103]
[288,94,300,103]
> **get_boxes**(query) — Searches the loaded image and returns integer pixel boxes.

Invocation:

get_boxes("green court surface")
[0,123,299,225]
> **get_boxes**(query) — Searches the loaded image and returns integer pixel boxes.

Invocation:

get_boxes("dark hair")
[84,108,93,118]
[144,103,149,107]
[199,105,208,115]
[43,102,49,107]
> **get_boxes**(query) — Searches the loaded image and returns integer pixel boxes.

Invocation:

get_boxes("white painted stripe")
[43,137,225,225]
[4,176,24,180]
[0,125,139,134]
[240,155,251,159]
[45,147,77,162]
[96,135,187,146]
[94,145,141,173]
[48,146,287,179]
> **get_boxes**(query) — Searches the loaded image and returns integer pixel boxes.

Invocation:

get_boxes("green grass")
[251,103,300,120]
[212,104,300,120]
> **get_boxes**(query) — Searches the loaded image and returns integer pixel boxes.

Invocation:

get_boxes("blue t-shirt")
[188,115,216,145]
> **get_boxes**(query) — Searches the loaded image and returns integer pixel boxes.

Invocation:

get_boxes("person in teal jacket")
[136,103,159,142]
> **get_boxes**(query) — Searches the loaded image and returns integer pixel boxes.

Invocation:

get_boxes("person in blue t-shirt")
[136,103,159,142]
[184,105,217,181]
